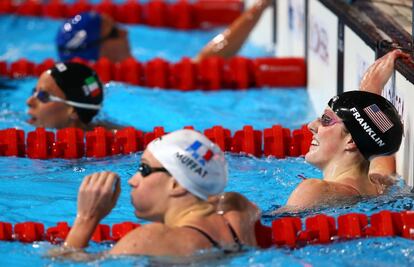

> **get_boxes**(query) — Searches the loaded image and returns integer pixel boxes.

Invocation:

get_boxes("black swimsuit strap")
[183,217,243,253]
[222,217,243,250]
[183,225,221,248]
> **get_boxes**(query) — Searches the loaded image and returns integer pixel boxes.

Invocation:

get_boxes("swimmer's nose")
[26,95,37,108]
[308,118,319,134]
[128,173,140,187]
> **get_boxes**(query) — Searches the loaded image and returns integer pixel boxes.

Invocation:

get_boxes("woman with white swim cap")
[282,50,409,211]
[58,129,258,258]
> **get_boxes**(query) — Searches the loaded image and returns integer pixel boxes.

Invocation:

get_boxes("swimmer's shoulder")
[109,222,206,256]
[109,223,173,255]
[286,178,330,208]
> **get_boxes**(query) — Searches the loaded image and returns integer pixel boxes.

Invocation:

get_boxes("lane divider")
[0,125,313,159]
[1,56,307,89]
[0,221,140,244]
[255,210,414,249]
[1,210,413,247]
[0,0,243,30]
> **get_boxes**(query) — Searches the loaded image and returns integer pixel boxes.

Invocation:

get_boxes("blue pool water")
[1,9,414,267]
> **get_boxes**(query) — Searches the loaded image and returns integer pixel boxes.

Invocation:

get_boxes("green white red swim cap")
[328,91,403,160]
[147,129,228,200]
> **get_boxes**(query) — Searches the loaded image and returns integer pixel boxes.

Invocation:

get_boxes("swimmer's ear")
[345,137,358,152]
[68,107,79,120]
[168,178,187,197]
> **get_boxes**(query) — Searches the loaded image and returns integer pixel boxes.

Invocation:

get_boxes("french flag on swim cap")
[186,140,214,166]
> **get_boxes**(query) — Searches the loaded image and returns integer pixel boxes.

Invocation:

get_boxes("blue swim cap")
[56,12,102,61]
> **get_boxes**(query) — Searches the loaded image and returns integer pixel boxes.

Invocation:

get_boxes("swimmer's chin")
[26,116,37,126]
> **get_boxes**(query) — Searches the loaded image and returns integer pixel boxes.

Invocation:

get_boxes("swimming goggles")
[33,90,101,110]
[138,163,170,177]
[319,112,342,127]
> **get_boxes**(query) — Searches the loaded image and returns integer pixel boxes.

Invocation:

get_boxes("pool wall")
[246,0,414,186]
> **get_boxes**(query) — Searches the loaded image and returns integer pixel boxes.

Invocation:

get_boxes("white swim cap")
[147,129,228,200]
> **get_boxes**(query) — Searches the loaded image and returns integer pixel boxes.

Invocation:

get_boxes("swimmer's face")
[99,15,131,62]
[26,72,76,129]
[128,150,171,221]
[305,108,350,168]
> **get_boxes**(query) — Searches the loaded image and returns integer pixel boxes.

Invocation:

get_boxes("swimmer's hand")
[64,171,121,249]
[360,49,411,94]
[77,171,121,221]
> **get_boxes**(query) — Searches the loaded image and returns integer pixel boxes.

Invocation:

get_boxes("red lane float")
[0,124,312,159]
[0,0,15,14]
[14,222,44,243]
[270,210,414,249]
[254,58,307,88]
[16,0,42,17]
[204,126,232,152]
[115,0,142,24]
[27,128,55,159]
[198,57,225,90]
[272,217,302,247]
[1,56,307,90]
[115,57,143,85]
[0,62,7,76]
[0,222,13,241]
[171,57,198,91]
[231,126,262,157]
[145,58,171,89]
[86,127,119,158]
[46,222,70,244]
[9,59,35,78]
[0,0,242,29]
[194,0,244,28]
[1,210,414,247]
[0,221,141,243]
[169,0,195,30]
[54,128,85,159]
[337,213,368,239]
[303,214,336,244]
[35,58,55,76]
[255,221,273,249]
[0,129,25,157]
[115,127,144,155]
[43,0,68,19]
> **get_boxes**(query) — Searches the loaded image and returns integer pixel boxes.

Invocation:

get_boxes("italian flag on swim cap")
[83,76,101,97]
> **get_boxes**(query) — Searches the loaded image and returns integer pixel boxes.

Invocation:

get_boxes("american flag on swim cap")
[363,104,394,133]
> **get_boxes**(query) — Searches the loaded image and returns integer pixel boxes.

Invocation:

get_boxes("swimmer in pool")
[26,61,119,130]
[53,129,259,259]
[282,50,409,211]
[56,0,272,62]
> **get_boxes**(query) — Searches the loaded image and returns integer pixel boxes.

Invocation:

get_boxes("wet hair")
[328,91,403,160]
[49,62,103,124]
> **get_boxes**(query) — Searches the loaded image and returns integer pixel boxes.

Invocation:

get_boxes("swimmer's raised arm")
[194,0,272,62]
[48,172,120,261]
[359,49,410,181]
[360,49,410,94]
[64,171,120,249]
